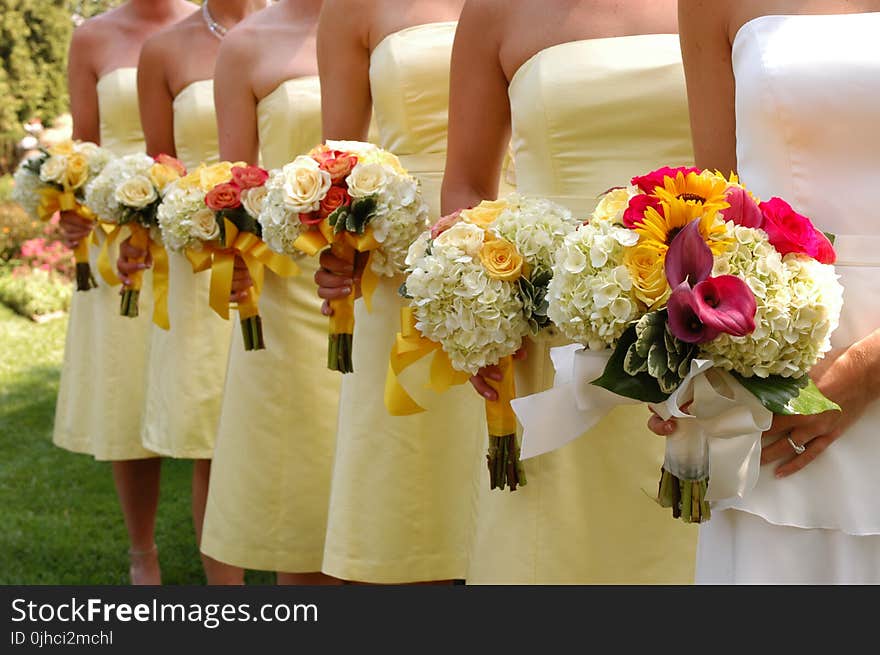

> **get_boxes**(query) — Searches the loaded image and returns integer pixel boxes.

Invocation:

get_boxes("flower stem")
[120,289,139,318]
[241,315,265,351]
[655,467,711,523]
[328,333,353,373]
[75,262,96,292]
[486,434,526,492]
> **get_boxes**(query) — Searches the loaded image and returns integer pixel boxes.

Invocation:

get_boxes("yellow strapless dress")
[201,77,340,572]
[321,22,485,583]
[53,67,156,461]
[141,80,231,459]
[466,36,698,584]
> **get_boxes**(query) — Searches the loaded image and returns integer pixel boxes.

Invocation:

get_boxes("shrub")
[0,201,66,264]
[0,266,71,318]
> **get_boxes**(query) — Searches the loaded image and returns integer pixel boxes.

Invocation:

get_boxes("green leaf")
[592,323,669,403]
[732,372,841,416]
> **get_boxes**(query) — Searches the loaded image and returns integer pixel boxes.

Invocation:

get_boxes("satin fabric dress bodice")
[717,12,880,534]
[172,80,220,170]
[467,36,698,584]
[200,76,340,572]
[96,67,146,156]
[368,21,456,211]
[510,35,693,212]
[52,66,156,461]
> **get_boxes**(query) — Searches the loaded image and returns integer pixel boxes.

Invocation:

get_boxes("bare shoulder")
[457,0,507,44]
[321,0,375,31]
[140,12,200,64]
[678,0,735,35]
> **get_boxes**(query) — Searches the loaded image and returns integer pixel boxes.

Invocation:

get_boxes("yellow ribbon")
[187,218,299,321]
[37,188,95,266]
[485,355,518,438]
[384,306,469,416]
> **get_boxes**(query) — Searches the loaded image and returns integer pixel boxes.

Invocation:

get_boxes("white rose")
[75,141,100,159]
[346,162,389,198]
[241,185,267,218]
[280,156,331,213]
[115,175,157,209]
[39,155,68,184]
[190,207,220,241]
[433,222,485,257]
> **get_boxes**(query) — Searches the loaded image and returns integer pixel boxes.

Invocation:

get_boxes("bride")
[651,0,880,583]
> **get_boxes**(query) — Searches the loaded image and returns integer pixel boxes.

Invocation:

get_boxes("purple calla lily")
[664,219,713,288]
[667,282,721,344]
[720,186,764,228]
[692,275,757,337]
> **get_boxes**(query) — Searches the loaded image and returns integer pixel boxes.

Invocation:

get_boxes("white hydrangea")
[76,141,113,176]
[405,226,530,375]
[84,153,155,223]
[11,158,43,218]
[367,174,429,276]
[257,169,306,257]
[488,194,580,272]
[701,224,843,378]
[548,220,642,351]
[156,180,211,252]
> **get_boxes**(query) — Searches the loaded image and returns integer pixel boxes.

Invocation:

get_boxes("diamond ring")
[787,435,806,455]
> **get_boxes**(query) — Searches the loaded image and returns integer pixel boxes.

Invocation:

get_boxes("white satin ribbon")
[649,359,773,501]
[512,345,636,459]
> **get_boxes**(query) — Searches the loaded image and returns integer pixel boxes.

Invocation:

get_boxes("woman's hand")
[58,210,93,249]
[760,345,876,478]
[116,236,152,287]
[314,249,363,316]
[469,343,528,401]
[230,256,253,303]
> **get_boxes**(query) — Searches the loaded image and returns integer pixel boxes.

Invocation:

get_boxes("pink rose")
[154,153,186,177]
[759,197,836,264]
[430,209,463,239]
[231,165,269,190]
[631,166,701,193]
[622,193,663,228]
[205,182,242,211]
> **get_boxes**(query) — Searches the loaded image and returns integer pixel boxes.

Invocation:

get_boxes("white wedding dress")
[697,12,880,583]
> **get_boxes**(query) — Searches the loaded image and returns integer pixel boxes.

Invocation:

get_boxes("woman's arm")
[137,33,177,158]
[440,0,511,215]
[214,31,260,164]
[317,0,374,140]
[678,0,738,173]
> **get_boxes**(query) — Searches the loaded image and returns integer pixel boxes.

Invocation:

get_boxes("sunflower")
[654,170,730,219]
[634,198,729,257]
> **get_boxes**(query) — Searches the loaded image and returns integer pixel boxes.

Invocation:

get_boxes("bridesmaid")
[650,0,880,583]
[54,0,195,585]
[128,0,269,584]
[200,0,342,585]
[313,0,488,584]
[441,0,698,583]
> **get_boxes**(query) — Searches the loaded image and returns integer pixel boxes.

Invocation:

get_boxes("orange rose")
[205,182,242,211]
[154,153,186,177]
[318,185,352,219]
[314,149,358,184]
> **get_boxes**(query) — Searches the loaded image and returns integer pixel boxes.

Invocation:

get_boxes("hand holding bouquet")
[541,167,843,521]
[84,153,185,326]
[12,140,112,290]
[258,141,429,372]
[389,195,580,491]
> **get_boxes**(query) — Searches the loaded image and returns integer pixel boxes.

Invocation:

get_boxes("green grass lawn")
[0,303,272,584]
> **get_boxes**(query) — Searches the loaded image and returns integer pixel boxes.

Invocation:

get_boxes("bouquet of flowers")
[389,195,581,490]
[258,140,429,372]
[540,166,843,521]
[12,140,112,290]
[84,153,186,326]
[158,161,296,350]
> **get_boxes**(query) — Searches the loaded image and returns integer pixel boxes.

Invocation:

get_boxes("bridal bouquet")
[541,166,843,521]
[258,141,429,372]
[389,195,580,490]
[85,153,185,326]
[12,140,112,290]
[158,161,297,350]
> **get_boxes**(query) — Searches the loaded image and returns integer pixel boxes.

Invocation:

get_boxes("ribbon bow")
[187,218,299,321]
[649,359,773,501]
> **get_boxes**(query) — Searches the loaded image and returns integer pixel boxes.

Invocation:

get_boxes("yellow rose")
[148,163,180,192]
[39,155,68,185]
[593,187,632,222]
[480,238,524,282]
[199,162,237,191]
[462,199,508,229]
[48,140,75,156]
[376,150,407,174]
[64,153,90,190]
[115,175,158,209]
[177,166,204,191]
[624,243,669,308]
